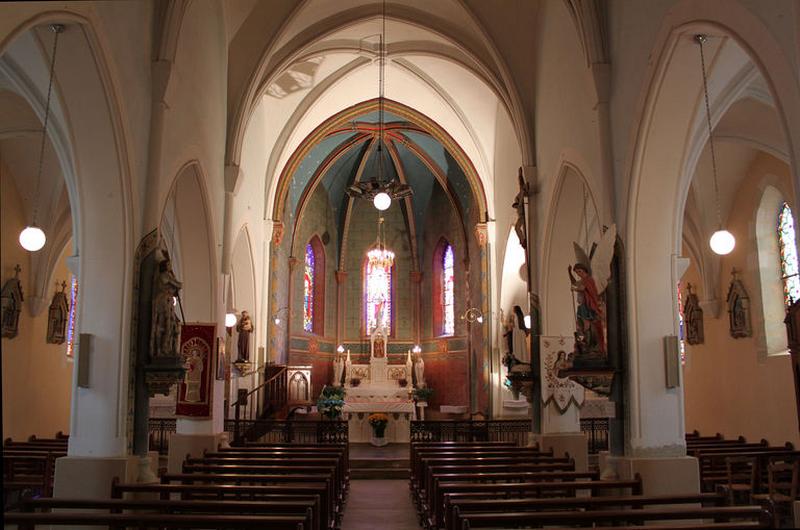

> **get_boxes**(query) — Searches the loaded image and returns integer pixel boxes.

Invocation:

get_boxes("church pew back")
[4,512,309,529]
[455,505,772,529]
[111,481,331,530]
[19,497,318,530]
[428,476,642,529]
[442,492,726,530]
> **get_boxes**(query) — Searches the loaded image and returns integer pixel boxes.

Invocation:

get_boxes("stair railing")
[232,365,288,444]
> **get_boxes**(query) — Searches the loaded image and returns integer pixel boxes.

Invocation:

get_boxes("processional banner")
[540,335,585,414]
[176,322,216,418]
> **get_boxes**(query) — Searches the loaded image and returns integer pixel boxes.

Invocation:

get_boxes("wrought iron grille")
[580,417,610,454]
[148,417,176,455]
[410,420,531,445]
[225,419,348,445]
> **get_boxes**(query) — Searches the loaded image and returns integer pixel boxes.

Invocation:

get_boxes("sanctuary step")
[350,443,410,479]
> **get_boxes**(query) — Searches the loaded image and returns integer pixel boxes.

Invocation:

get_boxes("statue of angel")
[568,224,616,356]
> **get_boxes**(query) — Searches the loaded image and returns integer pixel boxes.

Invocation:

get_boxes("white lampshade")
[19,225,46,251]
[337,345,345,353]
[709,229,735,255]
[225,312,237,328]
[373,192,391,211]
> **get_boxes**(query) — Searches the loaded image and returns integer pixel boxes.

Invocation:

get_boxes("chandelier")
[19,24,64,252]
[368,216,395,269]
[696,34,735,256]
[346,0,412,211]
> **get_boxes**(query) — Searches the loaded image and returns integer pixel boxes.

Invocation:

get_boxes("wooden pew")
[455,505,772,529]
[696,448,800,493]
[4,512,309,529]
[17,496,316,530]
[443,492,726,530]
[427,476,642,529]
[112,480,332,530]
[413,447,555,488]
[203,450,349,488]
[183,460,345,505]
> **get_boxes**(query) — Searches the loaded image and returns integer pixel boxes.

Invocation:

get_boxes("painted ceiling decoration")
[280,99,485,272]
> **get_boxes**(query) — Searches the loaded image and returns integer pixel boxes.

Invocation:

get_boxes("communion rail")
[148,418,177,455]
[410,420,531,445]
[225,419,348,445]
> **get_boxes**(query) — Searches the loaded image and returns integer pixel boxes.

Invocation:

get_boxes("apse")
[268,101,486,409]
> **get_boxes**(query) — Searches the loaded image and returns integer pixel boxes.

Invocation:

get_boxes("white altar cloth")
[343,400,416,443]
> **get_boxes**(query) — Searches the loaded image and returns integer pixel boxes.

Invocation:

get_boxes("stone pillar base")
[53,455,139,498]
[167,432,224,474]
[532,432,588,472]
[599,453,700,495]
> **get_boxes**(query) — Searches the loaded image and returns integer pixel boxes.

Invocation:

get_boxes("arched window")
[303,236,325,334]
[433,238,455,336]
[778,202,800,307]
[66,275,78,358]
[364,253,393,334]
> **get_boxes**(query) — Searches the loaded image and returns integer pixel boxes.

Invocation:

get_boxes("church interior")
[2,0,800,528]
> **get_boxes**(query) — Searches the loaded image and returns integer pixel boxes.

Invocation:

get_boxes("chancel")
[2,1,800,528]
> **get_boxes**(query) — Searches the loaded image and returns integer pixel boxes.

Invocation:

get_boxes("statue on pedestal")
[414,353,425,388]
[235,310,253,361]
[151,253,182,359]
[333,349,344,387]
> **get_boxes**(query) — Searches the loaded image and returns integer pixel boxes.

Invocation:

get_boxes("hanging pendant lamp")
[19,24,64,252]
[696,34,735,256]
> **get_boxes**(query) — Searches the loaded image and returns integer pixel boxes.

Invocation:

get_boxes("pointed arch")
[432,237,455,336]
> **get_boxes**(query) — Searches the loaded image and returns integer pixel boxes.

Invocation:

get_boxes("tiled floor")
[340,479,421,530]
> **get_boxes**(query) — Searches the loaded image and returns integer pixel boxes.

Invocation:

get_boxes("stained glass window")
[66,275,78,358]
[442,244,455,335]
[303,243,314,332]
[677,282,686,365]
[778,203,800,306]
[365,256,392,333]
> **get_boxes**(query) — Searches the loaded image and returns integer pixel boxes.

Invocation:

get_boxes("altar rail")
[580,417,610,454]
[225,419,348,445]
[148,418,176,455]
[410,420,531,445]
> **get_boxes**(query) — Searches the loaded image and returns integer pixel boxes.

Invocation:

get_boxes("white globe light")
[373,192,391,211]
[523,315,531,329]
[19,225,46,251]
[225,312,237,328]
[709,229,735,255]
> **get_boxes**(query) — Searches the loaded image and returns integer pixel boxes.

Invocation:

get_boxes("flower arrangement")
[368,413,389,438]
[316,385,346,420]
[413,387,434,402]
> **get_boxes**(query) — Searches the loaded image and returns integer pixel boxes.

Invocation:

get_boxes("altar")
[334,324,420,443]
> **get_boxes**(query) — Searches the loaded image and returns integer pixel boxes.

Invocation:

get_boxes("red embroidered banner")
[176,322,216,418]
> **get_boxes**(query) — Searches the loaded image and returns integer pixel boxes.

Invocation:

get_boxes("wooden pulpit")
[784,301,800,434]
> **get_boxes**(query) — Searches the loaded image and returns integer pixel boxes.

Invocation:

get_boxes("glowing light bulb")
[225,312,237,328]
[19,225,46,251]
[709,230,735,255]
[523,315,531,329]
[373,192,391,211]
[476,315,484,324]
[274,317,281,325]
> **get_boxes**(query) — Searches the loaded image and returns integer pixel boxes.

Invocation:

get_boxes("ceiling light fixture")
[346,0,412,210]
[696,34,735,256]
[19,24,64,252]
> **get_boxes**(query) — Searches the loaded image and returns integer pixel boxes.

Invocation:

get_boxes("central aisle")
[340,480,421,530]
